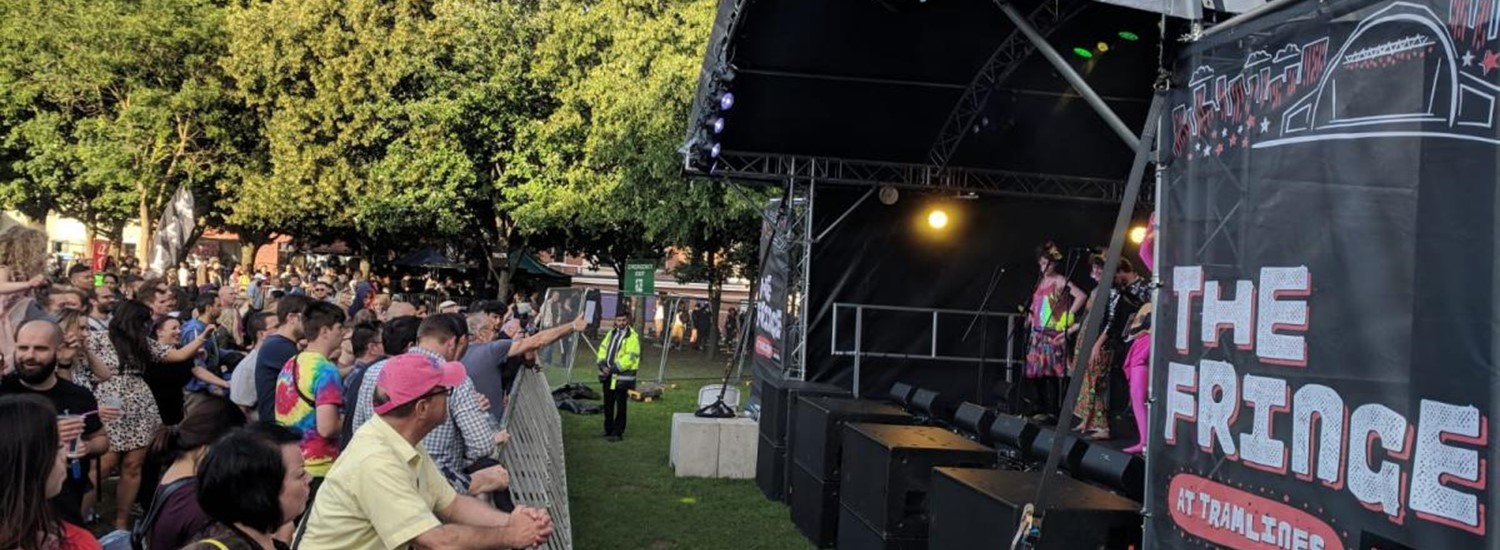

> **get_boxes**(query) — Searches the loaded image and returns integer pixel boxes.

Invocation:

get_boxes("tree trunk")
[239,241,259,273]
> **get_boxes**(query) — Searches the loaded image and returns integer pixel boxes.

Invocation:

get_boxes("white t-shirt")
[229,347,261,417]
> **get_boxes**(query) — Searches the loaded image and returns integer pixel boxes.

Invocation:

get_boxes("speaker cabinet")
[928,468,1142,550]
[760,374,849,447]
[988,414,1038,452]
[837,505,926,550]
[889,382,917,406]
[838,424,996,541]
[1028,428,1089,472]
[756,434,787,501]
[791,463,840,548]
[1078,445,1145,502]
[952,402,996,442]
[792,397,917,483]
[909,388,958,422]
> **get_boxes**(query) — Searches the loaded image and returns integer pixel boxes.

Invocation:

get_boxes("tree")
[222,0,538,280]
[0,0,255,267]
[502,0,768,354]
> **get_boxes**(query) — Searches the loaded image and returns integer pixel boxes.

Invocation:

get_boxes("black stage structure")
[682,0,1193,548]
[686,0,1500,549]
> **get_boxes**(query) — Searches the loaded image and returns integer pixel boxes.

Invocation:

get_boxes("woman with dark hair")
[144,315,195,426]
[84,300,214,530]
[138,396,246,550]
[1024,242,1085,423]
[180,424,308,550]
[0,394,101,550]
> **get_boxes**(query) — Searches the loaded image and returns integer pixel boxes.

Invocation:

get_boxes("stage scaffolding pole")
[994,1,1141,151]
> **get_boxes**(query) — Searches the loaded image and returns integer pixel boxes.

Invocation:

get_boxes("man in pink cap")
[296,353,552,550]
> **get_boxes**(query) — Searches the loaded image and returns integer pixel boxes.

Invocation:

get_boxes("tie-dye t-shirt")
[275,350,343,477]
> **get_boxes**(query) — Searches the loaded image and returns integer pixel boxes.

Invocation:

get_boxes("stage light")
[1129,225,1147,244]
[1097,42,1110,53]
[1118,31,1140,41]
[719,92,735,111]
[711,117,725,134]
[1072,47,1094,59]
[927,209,949,230]
[710,142,722,159]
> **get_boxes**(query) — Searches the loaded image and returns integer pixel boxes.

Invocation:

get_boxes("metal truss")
[684,0,749,147]
[706,151,1150,204]
[783,182,813,381]
[926,0,1091,169]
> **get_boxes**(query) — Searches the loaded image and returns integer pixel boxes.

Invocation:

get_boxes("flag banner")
[148,184,194,276]
[753,199,791,374]
[1152,0,1498,547]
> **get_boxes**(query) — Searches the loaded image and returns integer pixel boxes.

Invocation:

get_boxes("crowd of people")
[0,225,585,550]
[1022,215,1157,455]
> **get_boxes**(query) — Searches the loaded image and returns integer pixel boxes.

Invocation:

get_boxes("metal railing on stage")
[830,302,1024,399]
[498,367,573,550]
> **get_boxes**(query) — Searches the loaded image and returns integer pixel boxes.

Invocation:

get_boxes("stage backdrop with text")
[753,199,792,374]
[1152,0,1498,548]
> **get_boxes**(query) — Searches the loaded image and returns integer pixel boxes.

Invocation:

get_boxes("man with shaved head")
[0,319,120,523]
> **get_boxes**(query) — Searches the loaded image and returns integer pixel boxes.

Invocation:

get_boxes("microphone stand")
[962,266,1005,406]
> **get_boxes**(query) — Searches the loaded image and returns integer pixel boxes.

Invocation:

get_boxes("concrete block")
[670,413,721,478]
[716,417,759,479]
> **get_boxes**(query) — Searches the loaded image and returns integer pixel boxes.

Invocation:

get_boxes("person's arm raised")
[507,315,585,358]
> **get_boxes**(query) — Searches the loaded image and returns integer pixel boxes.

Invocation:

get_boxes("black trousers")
[603,386,630,436]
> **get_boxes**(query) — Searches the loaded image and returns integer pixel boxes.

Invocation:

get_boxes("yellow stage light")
[927,209,949,230]
[1129,225,1147,244]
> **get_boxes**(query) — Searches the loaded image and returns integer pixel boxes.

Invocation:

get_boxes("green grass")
[553,343,811,550]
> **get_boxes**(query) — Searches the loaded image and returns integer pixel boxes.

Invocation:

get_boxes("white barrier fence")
[499,368,573,550]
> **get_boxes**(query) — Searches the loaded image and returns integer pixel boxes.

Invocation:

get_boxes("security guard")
[597,311,640,441]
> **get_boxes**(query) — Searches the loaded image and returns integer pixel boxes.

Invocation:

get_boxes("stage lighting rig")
[687,66,737,171]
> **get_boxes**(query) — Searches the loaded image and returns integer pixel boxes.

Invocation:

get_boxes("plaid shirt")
[351,346,496,490]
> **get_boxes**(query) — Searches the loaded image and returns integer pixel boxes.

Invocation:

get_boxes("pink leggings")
[1123,336,1152,451]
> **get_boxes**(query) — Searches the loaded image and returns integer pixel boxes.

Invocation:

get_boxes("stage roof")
[686,0,1178,198]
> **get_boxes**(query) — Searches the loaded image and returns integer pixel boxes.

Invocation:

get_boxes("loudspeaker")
[889,382,917,406]
[1078,445,1145,502]
[760,375,849,447]
[928,468,1141,550]
[790,463,840,548]
[1028,429,1089,473]
[792,397,917,482]
[839,423,996,540]
[952,402,996,442]
[909,388,958,422]
[988,414,1038,452]
[756,434,787,501]
[837,506,926,550]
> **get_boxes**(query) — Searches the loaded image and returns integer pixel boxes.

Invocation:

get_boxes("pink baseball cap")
[373,353,467,415]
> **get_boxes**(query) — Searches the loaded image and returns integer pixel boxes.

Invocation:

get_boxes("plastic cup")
[58,414,86,459]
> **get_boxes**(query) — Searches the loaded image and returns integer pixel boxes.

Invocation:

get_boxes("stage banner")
[1152,0,1498,548]
[753,199,791,374]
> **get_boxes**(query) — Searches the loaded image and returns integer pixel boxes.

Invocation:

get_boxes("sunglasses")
[417,386,452,401]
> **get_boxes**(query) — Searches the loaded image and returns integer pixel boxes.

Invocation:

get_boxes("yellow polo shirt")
[297,414,458,550]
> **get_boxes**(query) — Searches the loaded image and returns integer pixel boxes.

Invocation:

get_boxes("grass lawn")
[552,343,812,550]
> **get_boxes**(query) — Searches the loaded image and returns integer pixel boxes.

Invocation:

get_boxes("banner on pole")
[149,184,195,277]
[753,199,791,373]
[1152,1,1497,547]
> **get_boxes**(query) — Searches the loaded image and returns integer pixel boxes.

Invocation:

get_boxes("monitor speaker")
[910,388,958,422]
[1028,428,1089,473]
[928,468,1142,549]
[889,382,917,406]
[988,414,1038,452]
[1078,445,1145,502]
[952,402,996,442]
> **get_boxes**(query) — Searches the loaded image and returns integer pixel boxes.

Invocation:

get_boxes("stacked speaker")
[761,379,1145,549]
[838,423,996,549]
[754,365,848,502]
[789,397,918,547]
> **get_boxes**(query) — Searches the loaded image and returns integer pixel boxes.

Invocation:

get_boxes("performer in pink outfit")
[1121,213,1156,455]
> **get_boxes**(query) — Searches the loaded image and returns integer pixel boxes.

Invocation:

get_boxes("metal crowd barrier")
[498,368,573,549]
